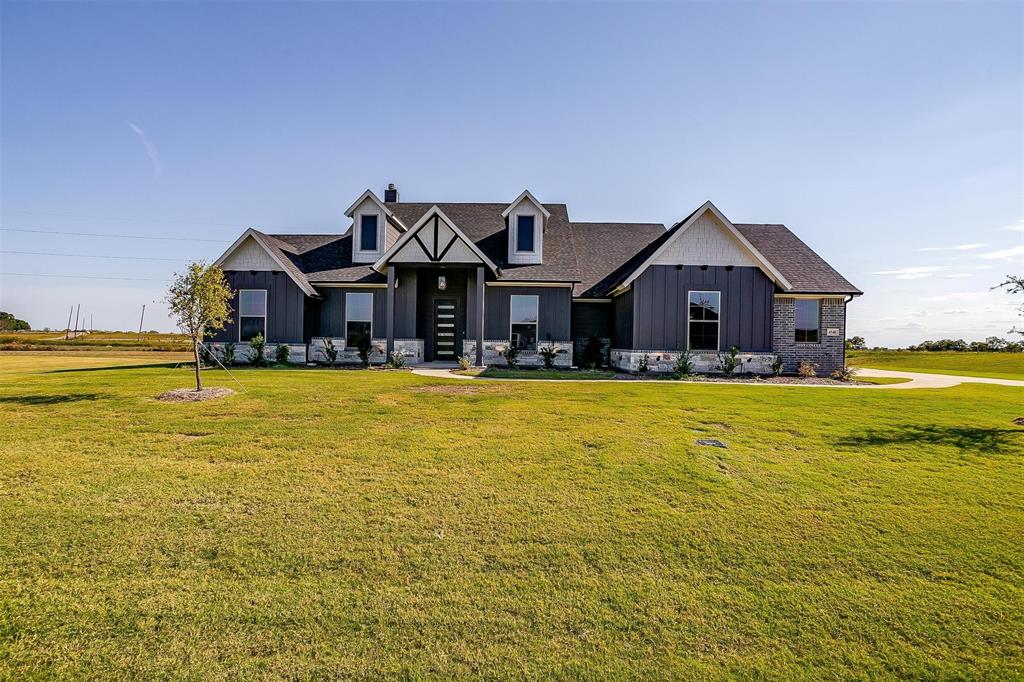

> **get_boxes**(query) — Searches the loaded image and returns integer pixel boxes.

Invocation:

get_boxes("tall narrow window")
[795,299,820,343]
[516,215,535,252]
[360,215,379,252]
[688,291,720,351]
[510,294,539,350]
[345,292,373,349]
[239,289,267,342]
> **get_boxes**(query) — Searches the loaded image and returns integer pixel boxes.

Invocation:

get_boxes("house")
[210,185,861,373]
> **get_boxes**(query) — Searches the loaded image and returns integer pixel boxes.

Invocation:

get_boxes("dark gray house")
[211,186,860,373]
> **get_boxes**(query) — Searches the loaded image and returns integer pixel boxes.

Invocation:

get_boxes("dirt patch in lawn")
[412,385,494,395]
[156,387,235,403]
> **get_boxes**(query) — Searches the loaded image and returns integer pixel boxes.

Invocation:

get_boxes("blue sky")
[2,1,1021,345]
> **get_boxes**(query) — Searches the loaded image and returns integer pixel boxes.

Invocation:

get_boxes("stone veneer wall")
[463,340,573,368]
[308,337,423,365]
[573,335,611,368]
[772,297,847,375]
[208,342,306,364]
[610,349,777,374]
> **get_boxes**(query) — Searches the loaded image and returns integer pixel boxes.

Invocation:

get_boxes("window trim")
[509,294,540,351]
[794,298,821,344]
[515,215,536,254]
[345,291,374,348]
[359,214,380,253]
[686,289,721,352]
[237,289,268,343]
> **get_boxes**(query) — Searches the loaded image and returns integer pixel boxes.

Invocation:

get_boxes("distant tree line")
[846,336,1023,353]
[0,311,30,331]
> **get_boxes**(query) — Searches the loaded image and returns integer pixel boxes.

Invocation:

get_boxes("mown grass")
[849,350,1024,381]
[470,367,617,380]
[1,352,1022,678]
[0,331,190,352]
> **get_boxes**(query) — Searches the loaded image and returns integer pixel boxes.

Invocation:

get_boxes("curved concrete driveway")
[411,366,1024,389]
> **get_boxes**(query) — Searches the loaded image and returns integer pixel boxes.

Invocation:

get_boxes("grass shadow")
[0,392,110,405]
[836,424,1022,454]
[48,362,184,374]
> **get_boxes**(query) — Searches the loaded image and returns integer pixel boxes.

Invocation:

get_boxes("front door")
[433,298,458,361]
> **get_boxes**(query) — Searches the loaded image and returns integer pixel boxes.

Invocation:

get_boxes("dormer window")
[516,215,535,253]
[360,215,379,252]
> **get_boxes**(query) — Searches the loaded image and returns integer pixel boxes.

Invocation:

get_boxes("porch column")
[386,266,396,357]
[475,266,484,366]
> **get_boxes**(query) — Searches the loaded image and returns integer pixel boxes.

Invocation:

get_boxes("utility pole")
[90,314,94,333]
[73,304,81,339]
[138,304,146,341]
[65,306,74,340]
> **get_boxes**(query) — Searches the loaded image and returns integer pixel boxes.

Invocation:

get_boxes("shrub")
[198,343,217,368]
[719,346,740,376]
[771,356,784,376]
[539,338,559,370]
[674,348,694,375]
[457,354,473,370]
[386,350,405,368]
[582,335,604,369]
[798,360,817,379]
[638,354,649,374]
[357,337,372,368]
[320,338,338,366]
[249,333,266,367]
[220,343,236,366]
[831,365,859,382]
[274,343,291,365]
[502,344,520,369]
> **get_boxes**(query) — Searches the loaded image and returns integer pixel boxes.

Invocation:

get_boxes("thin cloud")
[943,273,971,279]
[979,244,1024,261]
[919,243,987,252]
[871,266,945,280]
[1004,220,1024,232]
[126,121,162,178]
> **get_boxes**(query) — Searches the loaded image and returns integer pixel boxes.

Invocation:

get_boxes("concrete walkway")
[410,366,1024,390]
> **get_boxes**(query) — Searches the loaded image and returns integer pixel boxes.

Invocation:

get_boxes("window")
[345,292,373,350]
[359,215,379,252]
[510,294,539,350]
[238,289,267,342]
[688,291,720,351]
[795,299,820,343]
[516,215,535,252]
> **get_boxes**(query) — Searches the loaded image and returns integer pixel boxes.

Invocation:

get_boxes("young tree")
[995,275,1023,335]
[166,262,233,391]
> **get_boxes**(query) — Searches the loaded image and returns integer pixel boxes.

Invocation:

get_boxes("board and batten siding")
[212,271,306,344]
[484,286,571,341]
[630,265,773,351]
[613,290,633,348]
[311,287,387,339]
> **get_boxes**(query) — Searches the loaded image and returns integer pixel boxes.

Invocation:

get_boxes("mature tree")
[0,311,30,331]
[845,335,866,350]
[994,275,1023,335]
[166,262,233,391]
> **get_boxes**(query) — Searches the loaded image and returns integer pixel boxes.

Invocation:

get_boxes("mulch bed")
[156,387,235,402]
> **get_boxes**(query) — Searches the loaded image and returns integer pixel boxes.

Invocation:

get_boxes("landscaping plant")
[719,346,740,376]
[771,356,784,376]
[582,335,604,369]
[249,333,267,367]
[831,365,859,382]
[539,337,559,370]
[274,344,291,365]
[798,359,817,379]
[165,262,233,391]
[457,354,473,370]
[220,343,235,366]
[638,353,649,374]
[502,344,520,369]
[674,348,694,375]
[387,350,405,368]
[319,339,338,366]
[357,337,372,368]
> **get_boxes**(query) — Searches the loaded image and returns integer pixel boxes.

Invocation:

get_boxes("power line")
[1,272,168,282]
[0,228,229,243]
[2,208,247,228]
[0,250,186,262]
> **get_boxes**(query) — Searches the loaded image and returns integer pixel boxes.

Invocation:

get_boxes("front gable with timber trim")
[214,228,319,297]
[373,206,500,273]
[612,201,792,294]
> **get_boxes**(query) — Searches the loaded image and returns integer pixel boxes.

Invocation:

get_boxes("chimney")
[384,183,399,203]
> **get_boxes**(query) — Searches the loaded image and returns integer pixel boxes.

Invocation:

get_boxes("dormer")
[502,190,551,265]
[345,189,396,264]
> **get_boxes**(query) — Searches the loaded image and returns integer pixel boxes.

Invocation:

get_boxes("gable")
[220,235,279,270]
[389,213,482,264]
[651,211,758,268]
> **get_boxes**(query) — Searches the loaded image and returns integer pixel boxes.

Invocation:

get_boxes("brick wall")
[772,297,847,375]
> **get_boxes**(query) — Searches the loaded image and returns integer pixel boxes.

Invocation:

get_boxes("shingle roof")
[259,232,385,285]
[569,222,667,297]
[734,224,861,295]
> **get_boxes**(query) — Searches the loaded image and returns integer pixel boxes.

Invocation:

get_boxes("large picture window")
[510,294,539,350]
[360,215,379,252]
[795,299,821,343]
[516,215,535,252]
[345,292,373,350]
[688,291,720,351]
[238,289,267,342]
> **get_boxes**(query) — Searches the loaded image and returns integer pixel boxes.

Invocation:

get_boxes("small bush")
[719,346,740,376]
[220,343,235,366]
[357,337,372,368]
[386,350,405,368]
[638,354,649,374]
[798,360,817,379]
[502,344,520,369]
[771,356,784,376]
[674,348,694,375]
[539,338,559,370]
[274,343,291,365]
[457,354,473,370]
[831,365,859,382]
[249,334,266,367]
[198,343,217,368]
[582,335,604,369]
[320,339,338,366]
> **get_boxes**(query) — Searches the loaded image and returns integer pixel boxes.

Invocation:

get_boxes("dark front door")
[433,298,459,361]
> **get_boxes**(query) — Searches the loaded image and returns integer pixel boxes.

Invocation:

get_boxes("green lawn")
[1,352,1022,678]
[848,350,1024,381]
[0,331,190,352]
[466,367,618,380]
